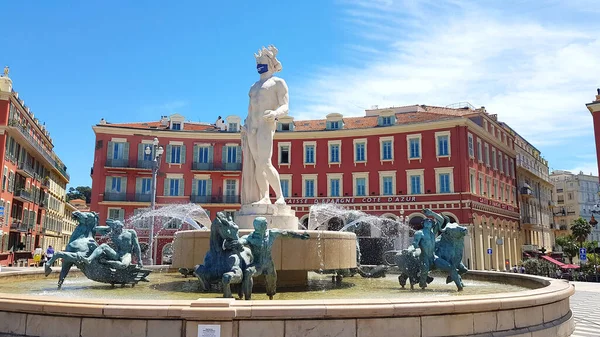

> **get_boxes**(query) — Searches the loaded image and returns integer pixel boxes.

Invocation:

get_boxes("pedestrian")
[33,246,43,268]
[512,265,518,273]
[519,265,525,274]
[46,245,55,267]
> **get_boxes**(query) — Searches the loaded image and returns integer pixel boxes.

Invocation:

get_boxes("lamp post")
[145,137,164,265]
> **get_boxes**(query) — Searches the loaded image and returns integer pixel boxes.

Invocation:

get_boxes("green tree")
[555,235,578,263]
[66,186,92,204]
[571,217,593,247]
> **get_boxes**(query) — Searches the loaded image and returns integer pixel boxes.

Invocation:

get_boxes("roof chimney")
[160,116,169,126]
[596,88,600,102]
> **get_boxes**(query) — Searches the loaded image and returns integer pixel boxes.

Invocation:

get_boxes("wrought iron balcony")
[192,162,214,170]
[103,192,128,201]
[136,160,154,169]
[189,195,240,204]
[191,162,241,171]
[221,162,242,171]
[10,220,28,232]
[103,192,152,202]
[135,193,152,202]
[105,158,130,168]
[16,162,35,178]
[222,195,241,204]
[521,216,537,225]
[14,188,34,203]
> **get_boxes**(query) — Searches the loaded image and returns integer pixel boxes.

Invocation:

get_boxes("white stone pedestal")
[234,204,298,230]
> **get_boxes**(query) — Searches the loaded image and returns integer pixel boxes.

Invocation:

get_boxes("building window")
[491,148,496,170]
[408,135,421,159]
[498,153,504,174]
[477,139,482,162]
[279,123,291,131]
[304,144,315,164]
[329,142,340,164]
[196,179,209,196]
[382,141,392,160]
[280,180,290,198]
[468,133,474,158]
[500,182,504,201]
[228,123,238,132]
[113,142,125,159]
[198,146,210,163]
[279,144,290,164]
[510,159,515,177]
[410,175,421,195]
[168,144,184,164]
[169,178,180,196]
[304,178,315,197]
[355,142,366,162]
[224,179,238,202]
[479,174,484,196]
[108,208,124,221]
[470,171,476,194]
[486,178,491,196]
[171,122,181,130]
[330,121,340,129]
[436,132,450,157]
[141,178,151,194]
[484,143,490,166]
[493,180,498,198]
[356,178,366,196]
[435,168,453,194]
[381,116,392,126]
[439,173,451,193]
[226,146,237,163]
[382,176,393,195]
[330,179,340,197]
[111,177,123,193]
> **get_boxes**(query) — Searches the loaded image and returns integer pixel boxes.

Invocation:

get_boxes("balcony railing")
[106,158,130,168]
[17,162,35,178]
[14,188,34,203]
[192,162,241,171]
[10,220,28,232]
[7,118,70,180]
[103,192,152,202]
[136,160,154,169]
[189,195,241,204]
[522,216,537,225]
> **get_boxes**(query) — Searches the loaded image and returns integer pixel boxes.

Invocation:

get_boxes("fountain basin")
[0,269,574,337]
[172,230,357,286]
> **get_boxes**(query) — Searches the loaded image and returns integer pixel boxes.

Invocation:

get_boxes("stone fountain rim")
[0,269,574,321]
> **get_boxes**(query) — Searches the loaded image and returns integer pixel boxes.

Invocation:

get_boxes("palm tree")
[571,217,593,246]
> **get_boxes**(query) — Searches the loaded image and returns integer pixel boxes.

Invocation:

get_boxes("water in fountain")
[308,203,412,266]
[126,203,211,231]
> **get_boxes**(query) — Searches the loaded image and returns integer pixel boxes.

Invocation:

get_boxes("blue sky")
[1,0,599,187]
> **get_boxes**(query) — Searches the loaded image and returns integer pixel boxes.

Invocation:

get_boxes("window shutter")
[135,177,142,194]
[277,123,282,131]
[208,147,214,163]
[166,145,172,163]
[222,146,227,164]
[107,141,114,160]
[326,121,331,130]
[236,146,242,163]
[179,178,184,196]
[181,145,186,164]
[123,142,130,161]
[105,176,111,193]
[193,145,199,163]
[121,177,128,192]
[164,178,170,196]
[206,179,212,197]
[377,116,383,126]
[138,143,144,160]
[191,179,198,196]
[119,209,125,221]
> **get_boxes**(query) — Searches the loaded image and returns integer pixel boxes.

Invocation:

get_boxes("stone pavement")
[570,281,600,337]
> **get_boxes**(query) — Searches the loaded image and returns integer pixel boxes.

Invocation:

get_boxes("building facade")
[0,68,71,266]
[501,124,554,254]
[550,170,600,242]
[91,104,523,270]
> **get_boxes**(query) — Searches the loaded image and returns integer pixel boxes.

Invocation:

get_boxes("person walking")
[45,245,55,267]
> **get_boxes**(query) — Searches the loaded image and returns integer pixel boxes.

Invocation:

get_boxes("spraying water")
[126,203,211,230]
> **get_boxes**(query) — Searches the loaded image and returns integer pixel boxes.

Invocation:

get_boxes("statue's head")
[253,217,268,234]
[214,212,239,240]
[422,218,433,229]
[254,45,282,75]
[107,219,124,233]
[441,223,468,241]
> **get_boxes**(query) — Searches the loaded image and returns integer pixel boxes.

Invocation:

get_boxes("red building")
[0,69,71,266]
[587,89,600,179]
[91,105,522,269]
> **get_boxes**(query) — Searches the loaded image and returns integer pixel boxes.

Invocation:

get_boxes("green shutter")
[123,142,130,161]
[166,145,172,163]
[191,179,198,196]
[377,116,383,126]
[193,145,199,163]
[236,146,242,163]
[208,147,214,163]
[179,178,184,196]
[135,177,142,194]
[119,209,125,221]
[222,146,227,164]
[206,179,212,196]
[181,145,186,164]
[105,176,112,193]
[277,123,282,131]
[326,121,331,130]
[138,143,144,160]
[121,177,127,192]
[391,115,397,124]
[164,178,170,196]
[107,141,114,160]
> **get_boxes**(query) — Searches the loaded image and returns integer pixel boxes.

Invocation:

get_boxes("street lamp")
[145,137,164,265]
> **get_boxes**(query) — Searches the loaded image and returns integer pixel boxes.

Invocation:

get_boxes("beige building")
[41,170,73,251]
[550,170,600,242]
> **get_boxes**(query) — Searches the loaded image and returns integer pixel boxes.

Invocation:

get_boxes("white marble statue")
[241,45,289,205]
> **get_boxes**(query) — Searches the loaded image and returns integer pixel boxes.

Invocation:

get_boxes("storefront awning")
[562,264,580,269]
[541,255,566,267]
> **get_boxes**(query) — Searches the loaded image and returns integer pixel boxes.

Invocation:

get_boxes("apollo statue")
[241,45,289,205]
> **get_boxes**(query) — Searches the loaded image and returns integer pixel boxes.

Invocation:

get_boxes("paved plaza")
[571,281,600,337]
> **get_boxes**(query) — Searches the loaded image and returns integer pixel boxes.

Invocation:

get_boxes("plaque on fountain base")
[234,204,298,230]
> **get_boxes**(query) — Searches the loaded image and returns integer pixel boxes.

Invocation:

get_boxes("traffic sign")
[580,248,587,261]
[487,248,493,255]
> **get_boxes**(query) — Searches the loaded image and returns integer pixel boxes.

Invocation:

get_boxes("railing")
[136,160,154,169]
[10,220,28,232]
[192,162,241,171]
[14,188,34,202]
[103,192,152,202]
[17,162,35,177]
[522,216,537,225]
[520,186,533,197]
[189,195,241,204]
[41,178,50,188]
[7,119,70,180]
[106,158,130,168]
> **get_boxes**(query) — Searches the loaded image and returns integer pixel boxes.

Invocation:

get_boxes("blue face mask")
[257,64,268,74]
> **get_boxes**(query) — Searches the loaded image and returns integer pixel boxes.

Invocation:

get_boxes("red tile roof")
[102,121,217,131]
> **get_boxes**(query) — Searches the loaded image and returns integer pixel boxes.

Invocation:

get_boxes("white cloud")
[294,0,600,150]
[562,163,599,177]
